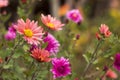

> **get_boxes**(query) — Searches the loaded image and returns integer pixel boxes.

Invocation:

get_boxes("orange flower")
[30,48,51,62]
[58,4,70,16]
[41,14,64,31]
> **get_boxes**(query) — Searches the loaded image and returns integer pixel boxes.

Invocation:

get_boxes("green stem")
[82,39,103,77]
[31,69,38,80]
[31,63,40,80]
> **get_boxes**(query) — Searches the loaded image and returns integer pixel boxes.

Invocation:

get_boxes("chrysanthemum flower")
[14,19,44,45]
[105,69,117,79]
[51,57,71,79]
[5,25,16,40]
[0,0,8,8]
[44,33,60,55]
[99,24,112,37]
[113,53,120,71]
[101,69,117,80]
[30,48,51,62]
[99,24,109,34]
[5,31,16,40]
[104,30,112,37]
[41,14,64,31]
[66,9,83,23]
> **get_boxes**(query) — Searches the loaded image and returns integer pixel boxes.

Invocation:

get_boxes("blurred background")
[0,0,120,80]
[1,0,120,34]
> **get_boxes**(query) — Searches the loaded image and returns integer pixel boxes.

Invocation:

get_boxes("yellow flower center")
[24,29,33,37]
[47,23,54,28]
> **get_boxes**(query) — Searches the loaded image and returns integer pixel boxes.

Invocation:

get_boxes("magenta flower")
[5,26,16,40]
[43,33,60,55]
[66,9,83,23]
[8,26,16,32]
[113,53,120,71]
[5,31,16,40]
[51,57,71,79]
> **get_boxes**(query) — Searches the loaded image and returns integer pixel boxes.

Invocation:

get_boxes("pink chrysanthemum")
[105,69,117,79]
[41,14,64,31]
[99,24,112,37]
[44,33,60,55]
[101,69,117,80]
[0,0,9,8]
[66,9,83,23]
[51,57,71,79]
[14,19,44,45]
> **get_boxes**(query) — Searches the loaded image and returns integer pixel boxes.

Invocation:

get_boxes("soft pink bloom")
[101,69,117,80]
[99,24,109,34]
[99,24,112,37]
[106,69,117,79]
[0,0,9,8]
[104,30,112,37]
[14,18,44,45]
[41,14,64,31]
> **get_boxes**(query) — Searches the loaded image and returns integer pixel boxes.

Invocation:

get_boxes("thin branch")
[82,39,103,77]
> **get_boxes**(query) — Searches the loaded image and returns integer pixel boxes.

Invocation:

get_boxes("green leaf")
[83,52,92,63]
[12,53,21,59]
[3,64,13,69]
[17,7,25,18]
[83,54,89,63]
[93,59,99,64]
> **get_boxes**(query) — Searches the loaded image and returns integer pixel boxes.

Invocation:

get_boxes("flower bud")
[76,34,80,40]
